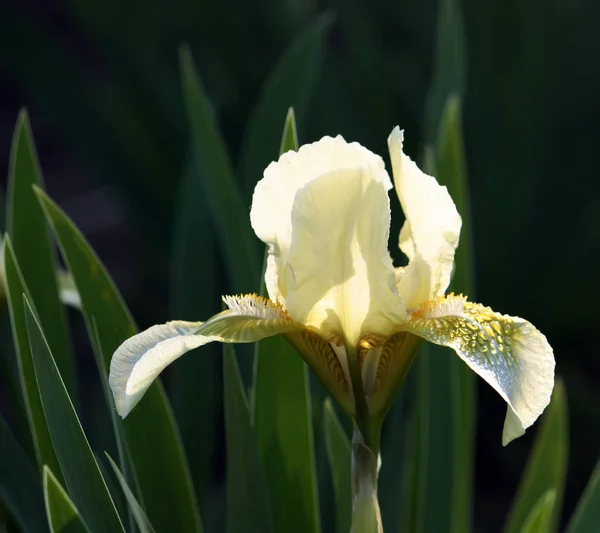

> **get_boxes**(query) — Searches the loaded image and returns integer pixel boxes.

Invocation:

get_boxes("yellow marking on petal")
[196,293,301,342]
[367,332,422,415]
[403,293,555,444]
[285,330,353,414]
[222,293,291,320]
[409,294,519,367]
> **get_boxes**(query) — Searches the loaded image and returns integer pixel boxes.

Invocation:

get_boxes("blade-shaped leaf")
[323,399,351,533]
[106,454,156,533]
[7,110,76,398]
[280,107,299,155]
[504,381,568,533]
[179,45,260,293]
[567,456,600,533]
[252,111,320,533]
[519,491,556,533]
[254,336,320,533]
[2,237,60,476]
[34,189,203,533]
[239,13,332,194]
[169,149,222,510]
[43,467,90,533]
[0,413,47,533]
[436,95,476,533]
[424,0,466,144]
[24,296,124,533]
[223,345,273,533]
[399,95,475,533]
[90,319,135,532]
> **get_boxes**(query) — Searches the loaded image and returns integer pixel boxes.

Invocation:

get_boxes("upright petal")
[402,294,555,445]
[388,127,462,310]
[109,295,302,417]
[250,136,406,343]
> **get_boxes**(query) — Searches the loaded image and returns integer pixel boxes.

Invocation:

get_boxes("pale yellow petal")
[250,135,406,341]
[109,295,301,417]
[388,127,462,310]
[109,321,211,417]
[402,294,555,445]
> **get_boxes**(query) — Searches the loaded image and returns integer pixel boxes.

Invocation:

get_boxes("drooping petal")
[388,127,462,310]
[109,295,302,417]
[402,294,555,445]
[109,321,211,417]
[250,135,406,343]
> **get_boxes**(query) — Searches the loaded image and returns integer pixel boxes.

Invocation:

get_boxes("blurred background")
[1,0,599,531]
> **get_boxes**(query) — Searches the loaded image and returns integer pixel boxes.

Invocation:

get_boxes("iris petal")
[402,294,555,445]
[388,127,462,310]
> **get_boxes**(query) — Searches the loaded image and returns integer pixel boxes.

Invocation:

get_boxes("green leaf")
[169,150,222,507]
[6,110,76,398]
[223,345,273,533]
[106,454,156,533]
[436,95,476,533]
[0,413,47,533]
[280,107,299,155]
[2,237,61,476]
[252,110,320,533]
[89,319,135,532]
[24,296,124,533]
[43,467,90,533]
[239,13,332,195]
[436,96,475,295]
[253,336,320,533]
[397,346,434,533]
[399,98,475,533]
[179,45,260,293]
[323,399,351,533]
[34,189,203,533]
[504,381,569,533]
[424,0,466,144]
[519,491,556,533]
[567,456,600,533]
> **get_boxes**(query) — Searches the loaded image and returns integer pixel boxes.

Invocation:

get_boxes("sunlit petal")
[388,127,462,309]
[109,321,211,417]
[109,294,302,417]
[251,136,406,343]
[402,294,555,445]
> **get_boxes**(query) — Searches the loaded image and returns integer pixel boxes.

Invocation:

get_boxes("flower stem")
[345,341,383,533]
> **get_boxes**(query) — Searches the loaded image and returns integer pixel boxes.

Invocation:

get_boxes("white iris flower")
[109,127,554,446]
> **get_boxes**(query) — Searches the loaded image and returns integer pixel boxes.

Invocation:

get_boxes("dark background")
[1,0,599,531]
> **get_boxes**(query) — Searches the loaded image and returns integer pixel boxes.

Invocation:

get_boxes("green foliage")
[252,105,320,533]
[179,45,260,294]
[223,345,273,533]
[253,335,320,533]
[105,455,156,533]
[0,414,47,533]
[505,381,569,533]
[3,238,61,477]
[323,399,351,533]
[519,491,556,533]
[35,190,203,533]
[43,468,90,533]
[6,111,76,398]
[24,297,124,533]
[239,13,332,195]
[0,3,598,530]
[567,457,600,533]
[398,93,475,533]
